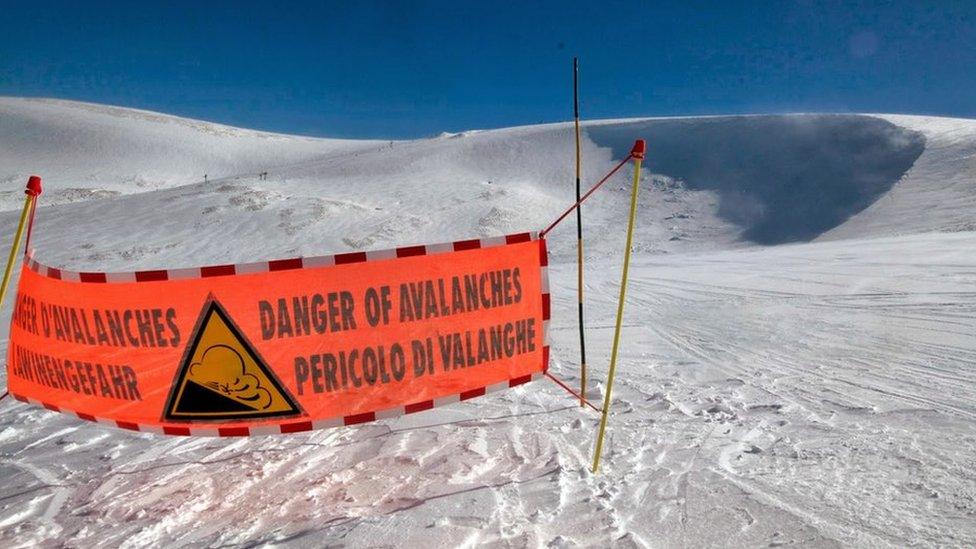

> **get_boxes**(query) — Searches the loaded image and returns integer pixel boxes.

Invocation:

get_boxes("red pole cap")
[630,139,646,160]
[25,175,42,197]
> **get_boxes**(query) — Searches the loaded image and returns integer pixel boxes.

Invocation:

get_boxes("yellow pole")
[0,176,42,309]
[592,140,645,473]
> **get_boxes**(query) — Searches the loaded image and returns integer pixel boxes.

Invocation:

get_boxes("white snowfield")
[0,97,974,547]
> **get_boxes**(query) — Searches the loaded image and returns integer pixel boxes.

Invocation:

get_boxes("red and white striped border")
[14,232,552,437]
[25,232,540,283]
[9,372,545,437]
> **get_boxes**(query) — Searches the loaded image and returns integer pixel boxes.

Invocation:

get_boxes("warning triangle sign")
[164,298,302,422]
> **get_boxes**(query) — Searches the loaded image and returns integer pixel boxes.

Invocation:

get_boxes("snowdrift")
[588,116,925,243]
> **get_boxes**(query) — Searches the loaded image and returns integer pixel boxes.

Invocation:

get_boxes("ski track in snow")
[0,99,973,547]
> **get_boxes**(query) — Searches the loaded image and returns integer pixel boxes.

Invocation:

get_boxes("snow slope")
[0,98,381,208]
[0,98,974,547]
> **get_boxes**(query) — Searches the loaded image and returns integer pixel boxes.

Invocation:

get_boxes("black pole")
[574,57,587,407]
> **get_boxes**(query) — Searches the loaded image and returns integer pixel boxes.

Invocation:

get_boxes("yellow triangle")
[164,299,301,421]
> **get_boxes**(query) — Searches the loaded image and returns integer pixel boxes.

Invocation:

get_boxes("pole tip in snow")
[630,139,646,160]
[25,176,42,197]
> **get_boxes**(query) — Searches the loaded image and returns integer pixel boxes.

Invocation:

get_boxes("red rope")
[545,371,602,412]
[539,153,634,238]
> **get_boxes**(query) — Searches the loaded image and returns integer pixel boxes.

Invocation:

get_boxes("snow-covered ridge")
[2,98,972,273]
[0,97,381,204]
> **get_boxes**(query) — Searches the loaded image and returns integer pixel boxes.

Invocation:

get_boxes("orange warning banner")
[7,234,549,435]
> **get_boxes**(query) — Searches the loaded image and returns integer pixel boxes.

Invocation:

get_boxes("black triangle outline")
[162,296,304,422]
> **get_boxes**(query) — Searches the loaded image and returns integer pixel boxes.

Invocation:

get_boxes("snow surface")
[0,98,974,547]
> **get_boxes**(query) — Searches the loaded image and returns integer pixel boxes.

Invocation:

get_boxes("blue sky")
[1,1,973,138]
